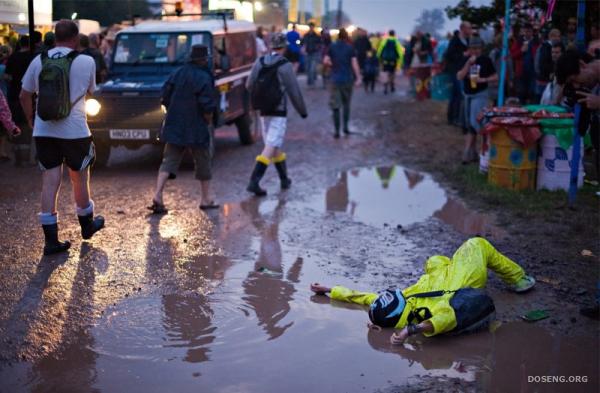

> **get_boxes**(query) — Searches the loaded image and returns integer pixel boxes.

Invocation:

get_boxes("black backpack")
[380,39,399,62]
[405,287,496,335]
[251,57,287,114]
[37,50,82,121]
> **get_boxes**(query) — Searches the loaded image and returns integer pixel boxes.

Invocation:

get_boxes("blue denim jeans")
[306,52,320,86]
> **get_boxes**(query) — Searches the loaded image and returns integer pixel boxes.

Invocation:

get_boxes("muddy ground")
[0,78,598,393]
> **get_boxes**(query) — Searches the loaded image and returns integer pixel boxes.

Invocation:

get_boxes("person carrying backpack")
[311,237,536,345]
[246,32,308,196]
[20,20,104,255]
[377,30,405,94]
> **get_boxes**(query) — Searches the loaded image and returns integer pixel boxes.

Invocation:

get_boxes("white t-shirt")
[22,47,96,139]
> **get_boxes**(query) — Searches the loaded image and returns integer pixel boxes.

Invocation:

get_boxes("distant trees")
[413,8,445,38]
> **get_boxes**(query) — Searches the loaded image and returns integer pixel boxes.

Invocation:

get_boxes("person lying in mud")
[311,237,535,345]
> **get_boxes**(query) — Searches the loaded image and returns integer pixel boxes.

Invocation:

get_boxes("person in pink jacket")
[0,90,20,137]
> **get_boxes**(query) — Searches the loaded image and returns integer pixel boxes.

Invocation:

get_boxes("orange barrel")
[484,117,541,191]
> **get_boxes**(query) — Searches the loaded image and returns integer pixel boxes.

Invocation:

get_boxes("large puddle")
[0,173,597,392]
[303,165,505,238]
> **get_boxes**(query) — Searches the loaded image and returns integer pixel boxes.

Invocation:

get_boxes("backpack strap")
[260,57,288,69]
[406,289,457,299]
[41,50,49,62]
[66,50,79,62]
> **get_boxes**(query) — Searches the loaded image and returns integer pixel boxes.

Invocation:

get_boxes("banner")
[288,0,298,23]
[313,0,322,25]
[0,0,52,25]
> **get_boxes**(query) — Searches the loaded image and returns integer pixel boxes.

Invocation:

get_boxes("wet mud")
[0,78,598,392]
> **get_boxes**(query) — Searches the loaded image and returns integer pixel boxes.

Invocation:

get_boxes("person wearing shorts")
[20,20,104,255]
[148,44,218,213]
[245,32,308,196]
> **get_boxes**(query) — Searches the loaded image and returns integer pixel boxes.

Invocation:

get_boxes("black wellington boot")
[42,224,71,255]
[246,161,268,196]
[78,213,105,240]
[275,159,292,190]
[333,109,341,138]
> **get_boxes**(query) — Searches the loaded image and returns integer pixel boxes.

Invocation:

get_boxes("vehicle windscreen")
[113,32,211,65]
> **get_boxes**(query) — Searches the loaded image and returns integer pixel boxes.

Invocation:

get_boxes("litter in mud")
[521,309,550,322]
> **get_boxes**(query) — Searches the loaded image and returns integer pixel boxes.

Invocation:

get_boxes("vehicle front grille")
[89,96,164,130]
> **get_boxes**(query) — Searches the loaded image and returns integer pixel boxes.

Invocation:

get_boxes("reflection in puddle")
[310,165,503,237]
[2,195,596,393]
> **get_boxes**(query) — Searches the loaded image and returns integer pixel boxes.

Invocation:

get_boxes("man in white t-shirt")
[20,20,104,255]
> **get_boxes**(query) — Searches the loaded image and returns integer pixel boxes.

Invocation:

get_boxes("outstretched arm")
[311,283,378,306]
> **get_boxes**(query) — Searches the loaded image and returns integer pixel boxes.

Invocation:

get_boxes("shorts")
[260,116,287,148]
[159,143,212,181]
[284,50,300,63]
[382,62,397,73]
[35,136,95,171]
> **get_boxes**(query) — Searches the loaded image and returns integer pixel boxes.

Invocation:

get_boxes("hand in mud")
[390,328,409,345]
[310,283,330,295]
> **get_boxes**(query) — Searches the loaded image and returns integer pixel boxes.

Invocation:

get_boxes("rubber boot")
[78,213,105,240]
[333,109,341,138]
[42,224,71,255]
[247,156,269,196]
[343,106,351,135]
[274,153,291,190]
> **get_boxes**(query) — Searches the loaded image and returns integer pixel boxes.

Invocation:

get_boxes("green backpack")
[37,50,81,121]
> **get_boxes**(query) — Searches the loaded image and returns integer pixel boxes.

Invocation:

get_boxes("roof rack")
[150,9,235,33]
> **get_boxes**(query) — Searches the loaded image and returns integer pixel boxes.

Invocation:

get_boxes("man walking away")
[445,21,471,126]
[302,22,322,87]
[246,33,308,196]
[353,29,372,71]
[324,28,361,138]
[148,45,219,213]
[20,20,104,255]
[285,24,302,73]
[377,30,404,94]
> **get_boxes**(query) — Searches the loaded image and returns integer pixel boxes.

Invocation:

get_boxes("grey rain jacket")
[246,52,307,118]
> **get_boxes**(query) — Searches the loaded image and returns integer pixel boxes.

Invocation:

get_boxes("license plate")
[109,129,150,140]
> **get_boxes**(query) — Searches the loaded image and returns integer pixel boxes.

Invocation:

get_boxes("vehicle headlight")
[86,99,101,116]
[161,104,167,114]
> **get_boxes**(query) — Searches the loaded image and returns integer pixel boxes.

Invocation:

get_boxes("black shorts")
[35,136,96,171]
[382,62,397,73]
[284,50,300,63]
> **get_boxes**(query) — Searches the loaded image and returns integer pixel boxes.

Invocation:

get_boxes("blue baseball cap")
[368,288,406,328]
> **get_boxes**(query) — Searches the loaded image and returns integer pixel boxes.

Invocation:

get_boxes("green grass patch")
[450,165,598,215]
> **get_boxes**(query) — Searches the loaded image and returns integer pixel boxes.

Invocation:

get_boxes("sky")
[334,0,490,39]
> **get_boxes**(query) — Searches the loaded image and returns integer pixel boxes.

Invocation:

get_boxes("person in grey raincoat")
[245,32,308,196]
[148,44,219,213]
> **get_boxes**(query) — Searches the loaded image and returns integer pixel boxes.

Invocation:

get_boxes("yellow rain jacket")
[376,37,405,69]
[330,238,524,336]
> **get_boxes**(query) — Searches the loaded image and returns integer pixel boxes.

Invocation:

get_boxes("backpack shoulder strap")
[66,50,79,61]
[406,289,457,299]
[41,50,49,62]
[273,58,288,68]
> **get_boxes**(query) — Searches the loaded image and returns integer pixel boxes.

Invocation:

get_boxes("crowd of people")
[440,19,599,165]
[0,28,112,167]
